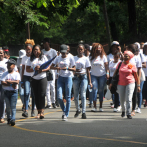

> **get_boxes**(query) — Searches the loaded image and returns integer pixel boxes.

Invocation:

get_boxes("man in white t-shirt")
[42,38,57,108]
[1,59,20,126]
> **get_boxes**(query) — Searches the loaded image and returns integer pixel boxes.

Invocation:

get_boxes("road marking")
[14,100,147,145]
[14,125,147,145]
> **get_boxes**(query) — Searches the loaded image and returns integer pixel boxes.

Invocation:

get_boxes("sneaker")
[45,105,52,109]
[136,108,141,113]
[91,108,97,112]
[11,120,15,126]
[82,113,86,119]
[31,111,35,117]
[62,114,68,121]
[74,110,81,118]
[52,103,56,108]
[111,104,114,108]
[117,106,121,112]
[22,111,28,117]
[121,111,125,118]
[127,115,132,119]
[99,108,104,112]
[113,108,118,112]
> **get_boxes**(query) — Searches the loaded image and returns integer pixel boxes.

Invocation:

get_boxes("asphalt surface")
[0,99,147,147]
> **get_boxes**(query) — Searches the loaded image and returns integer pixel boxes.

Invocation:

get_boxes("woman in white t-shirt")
[21,43,35,118]
[73,44,92,119]
[107,41,123,62]
[51,44,76,121]
[26,45,50,119]
[108,52,121,112]
[89,43,109,112]
[142,43,147,107]
[0,49,7,123]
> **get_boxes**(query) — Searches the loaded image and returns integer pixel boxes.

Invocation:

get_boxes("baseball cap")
[6,59,16,65]
[2,46,9,52]
[111,41,120,46]
[134,42,140,49]
[60,44,67,53]
[19,49,26,58]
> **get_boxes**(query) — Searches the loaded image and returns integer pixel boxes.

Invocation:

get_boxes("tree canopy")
[0,0,147,46]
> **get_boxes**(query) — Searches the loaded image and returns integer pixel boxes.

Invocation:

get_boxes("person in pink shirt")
[110,51,140,119]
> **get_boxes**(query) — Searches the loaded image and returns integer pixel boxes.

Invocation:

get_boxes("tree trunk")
[127,0,137,38]
[26,22,30,39]
[103,0,111,48]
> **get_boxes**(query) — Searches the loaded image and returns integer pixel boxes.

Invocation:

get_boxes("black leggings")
[132,82,137,111]
[31,77,47,110]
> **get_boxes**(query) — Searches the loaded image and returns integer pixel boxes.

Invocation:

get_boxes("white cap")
[90,46,92,50]
[19,49,26,58]
[144,42,147,46]
[111,41,119,46]
[134,42,140,49]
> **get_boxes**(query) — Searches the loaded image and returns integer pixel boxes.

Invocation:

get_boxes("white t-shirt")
[130,55,142,68]
[138,53,146,63]
[1,71,20,90]
[0,60,7,84]
[53,55,75,77]
[22,56,33,77]
[90,55,108,76]
[27,55,48,80]
[107,53,114,62]
[143,54,147,76]
[74,56,91,74]
[42,48,57,78]
[17,58,22,79]
[109,60,120,77]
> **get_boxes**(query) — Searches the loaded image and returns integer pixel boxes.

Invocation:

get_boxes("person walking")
[89,43,109,112]
[108,52,121,112]
[1,59,20,126]
[51,44,75,121]
[73,44,92,119]
[110,51,140,119]
[0,49,7,123]
[42,38,57,109]
[21,40,36,117]
[26,45,50,119]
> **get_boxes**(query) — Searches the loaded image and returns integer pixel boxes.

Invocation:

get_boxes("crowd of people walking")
[0,39,147,126]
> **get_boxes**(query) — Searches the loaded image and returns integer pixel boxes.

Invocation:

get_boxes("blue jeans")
[23,75,35,111]
[4,90,18,121]
[19,82,24,104]
[137,81,144,108]
[0,84,5,119]
[73,75,88,113]
[90,74,107,102]
[57,76,72,117]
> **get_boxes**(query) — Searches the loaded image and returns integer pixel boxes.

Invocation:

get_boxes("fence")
[8,43,109,56]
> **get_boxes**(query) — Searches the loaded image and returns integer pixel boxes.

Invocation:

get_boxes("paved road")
[0,99,147,147]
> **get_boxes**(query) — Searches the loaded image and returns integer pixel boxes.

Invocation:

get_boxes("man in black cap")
[1,58,20,126]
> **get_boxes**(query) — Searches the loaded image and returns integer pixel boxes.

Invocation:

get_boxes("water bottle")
[88,85,92,92]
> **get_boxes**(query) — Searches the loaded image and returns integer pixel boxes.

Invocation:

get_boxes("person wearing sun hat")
[107,41,124,62]
[109,50,140,119]
[51,44,76,121]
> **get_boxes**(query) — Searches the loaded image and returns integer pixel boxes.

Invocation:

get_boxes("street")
[0,99,147,147]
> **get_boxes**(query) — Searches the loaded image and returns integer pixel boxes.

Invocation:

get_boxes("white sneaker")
[91,108,97,112]
[113,108,118,112]
[62,115,68,121]
[99,108,104,112]
[117,106,121,112]
[136,108,141,113]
